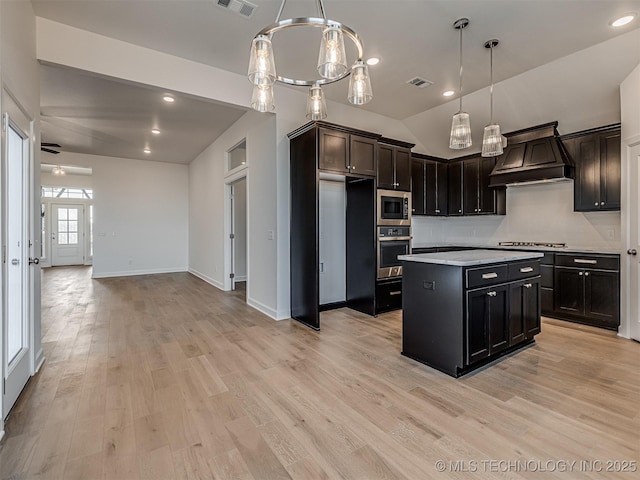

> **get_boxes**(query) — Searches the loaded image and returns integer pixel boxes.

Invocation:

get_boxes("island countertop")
[398,249,544,267]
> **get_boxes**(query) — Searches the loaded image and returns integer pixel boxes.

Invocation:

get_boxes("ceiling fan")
[41,142,61,154]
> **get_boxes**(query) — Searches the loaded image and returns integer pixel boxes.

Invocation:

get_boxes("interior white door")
[628,144,640,340]
[319,180,346,305]
[51,204,85,266]
[3,117,31,419]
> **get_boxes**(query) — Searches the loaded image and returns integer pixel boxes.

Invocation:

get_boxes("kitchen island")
[399,250,544,377]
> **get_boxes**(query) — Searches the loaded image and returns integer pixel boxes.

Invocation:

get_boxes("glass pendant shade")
[251,84,275,112]
[482,124,504,157]
[317,26,348,80]
[348,61,373,105]
[306,86,327,120]
[449,112,472,149]
[248,35,276,85]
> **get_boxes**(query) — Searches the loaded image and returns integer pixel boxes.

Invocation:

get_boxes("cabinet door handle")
[600,201,605,206]
[574,259,597,264]
[487,291,497,297]
[458,209,462,213]
[628,249,638,256]
[594,202,599,206]
[524,283,533,288]
[352,165,356,170]
[435,209,440,213]
[584,272,590,277]
[482,272,498,279]
[520,267,534,273]
[579,271,584,276]
[389,291,402,296]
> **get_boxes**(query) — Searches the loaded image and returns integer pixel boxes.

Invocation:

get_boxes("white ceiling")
[32,0,640,122]
[39,63,248,164]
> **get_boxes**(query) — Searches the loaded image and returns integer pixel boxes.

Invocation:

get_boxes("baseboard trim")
[34,349,45,374]
[188,269,224,290]
[247,297,279,320]
[92,267,188,279]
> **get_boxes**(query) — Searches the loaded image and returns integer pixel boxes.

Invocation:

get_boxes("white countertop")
[399,249,544,266]
[411,242,621,255]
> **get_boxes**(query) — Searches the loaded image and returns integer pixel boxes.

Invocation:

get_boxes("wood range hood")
[489,121,574,187]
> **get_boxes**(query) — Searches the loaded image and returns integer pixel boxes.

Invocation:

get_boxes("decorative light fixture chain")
[490,43,494,124]
[459,26,463,112]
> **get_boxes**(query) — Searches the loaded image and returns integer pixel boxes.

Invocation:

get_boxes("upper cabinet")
[452,154,505,216]
[411,153,448,216]
[562,125,621,212]
[377,139,412,191]
[318,127,378,177]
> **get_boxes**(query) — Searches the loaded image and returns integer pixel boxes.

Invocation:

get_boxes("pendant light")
[248,0,372,117]
[449,18,472,150]
[348,60,373,105]
[481,39,504,157]
[52,165,65,175]
[306,85,327,120]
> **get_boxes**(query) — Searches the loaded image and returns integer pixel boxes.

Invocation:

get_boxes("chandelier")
[247,0,373,119]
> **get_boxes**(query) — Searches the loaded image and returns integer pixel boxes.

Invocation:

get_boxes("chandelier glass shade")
[449,18,472,150]
[481,39,504,157]
[306,85,328,120]
[248,0,372,116]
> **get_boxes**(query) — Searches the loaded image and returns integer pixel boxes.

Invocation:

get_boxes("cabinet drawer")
[508,260,541,281]
[466,264,508,289]
[555,253,619,271]
[540,253,554,266]
[412,247,437,254]
[376,279,403,313]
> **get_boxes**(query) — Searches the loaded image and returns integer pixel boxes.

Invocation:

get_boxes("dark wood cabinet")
[376,278,403,313]
[466,284,510,364]
[410,158,425,215]
[553,253,620,329]
[411,154,447,216]
[510,278,541,345]
[377,140,412,191]
[318,128,377,177]
[448,161,463,215]
[563,125,621,212]
[457,155,505,215]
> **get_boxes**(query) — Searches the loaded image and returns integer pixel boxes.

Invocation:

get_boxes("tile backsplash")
[412,181,621,251]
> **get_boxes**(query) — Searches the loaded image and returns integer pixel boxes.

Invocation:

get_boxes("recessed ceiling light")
[611,13,636,27]
[443,90,455,97]
[162,95,175,103]
[366,57,380,66]
[151,129,161,135]
[143,148,151,154]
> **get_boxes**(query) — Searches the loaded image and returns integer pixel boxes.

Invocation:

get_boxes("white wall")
[0,0,41,436]
[41,171,92,188]
[189,111,278,317]
[50,152,188,278]
[232,177,246,281]
[413,181,621,252]
[319,179,346,305]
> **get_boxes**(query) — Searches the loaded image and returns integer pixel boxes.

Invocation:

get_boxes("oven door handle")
[378,236,412,241]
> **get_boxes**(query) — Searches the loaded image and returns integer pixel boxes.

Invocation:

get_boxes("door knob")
[11,258,19,265]
[29,257,40,265]
[628,249,638,256]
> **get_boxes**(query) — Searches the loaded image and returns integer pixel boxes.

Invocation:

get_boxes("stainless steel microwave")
[377,189,411,226]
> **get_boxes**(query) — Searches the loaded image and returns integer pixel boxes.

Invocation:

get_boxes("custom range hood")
[489,121,574,187]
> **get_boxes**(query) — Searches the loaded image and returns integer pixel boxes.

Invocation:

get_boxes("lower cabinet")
[466,284,509,364]
[376,278,403,313]
[509,278,541,345]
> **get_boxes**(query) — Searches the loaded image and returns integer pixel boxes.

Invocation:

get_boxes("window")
[228,140,246,171]
[41,187,92,199]
[57,207,79,245]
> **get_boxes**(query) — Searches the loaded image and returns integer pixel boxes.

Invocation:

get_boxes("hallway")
[0,267,638,479]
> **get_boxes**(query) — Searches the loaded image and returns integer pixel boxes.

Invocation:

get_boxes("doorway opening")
[230,177,247,296]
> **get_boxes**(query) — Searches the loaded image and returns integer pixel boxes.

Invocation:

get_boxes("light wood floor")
[1,267,638,479]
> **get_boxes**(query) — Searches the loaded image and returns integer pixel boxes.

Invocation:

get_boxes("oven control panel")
[378,226,411,238]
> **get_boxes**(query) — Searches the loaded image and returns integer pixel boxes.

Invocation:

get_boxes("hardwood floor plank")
[1,266,636,480]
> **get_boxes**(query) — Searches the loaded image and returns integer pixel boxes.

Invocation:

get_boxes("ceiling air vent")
[407,77,434,88]
[216,0,257,18]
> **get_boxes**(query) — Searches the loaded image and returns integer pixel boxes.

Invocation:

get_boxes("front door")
[51,204,84,266]
[3,115,31,418]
